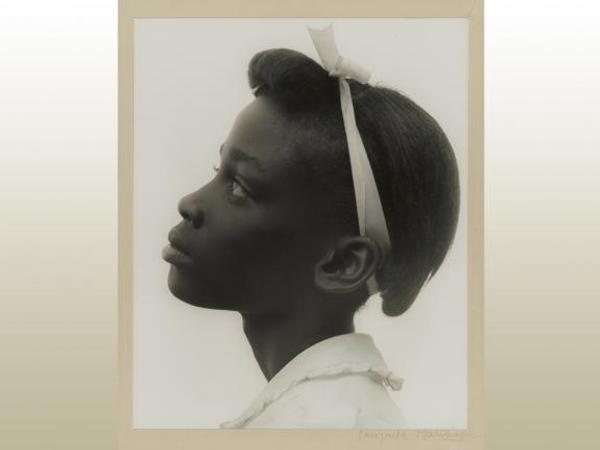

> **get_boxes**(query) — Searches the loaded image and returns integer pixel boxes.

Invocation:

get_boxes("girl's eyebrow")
[220,143,264,173]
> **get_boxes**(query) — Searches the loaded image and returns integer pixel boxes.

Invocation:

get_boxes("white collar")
[220,332,403,429]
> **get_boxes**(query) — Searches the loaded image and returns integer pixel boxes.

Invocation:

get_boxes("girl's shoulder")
[245,371,407,429]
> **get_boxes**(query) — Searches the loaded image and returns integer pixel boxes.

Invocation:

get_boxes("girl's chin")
[166,266,239,311]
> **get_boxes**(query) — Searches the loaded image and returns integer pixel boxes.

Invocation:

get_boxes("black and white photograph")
[132,18,468,429]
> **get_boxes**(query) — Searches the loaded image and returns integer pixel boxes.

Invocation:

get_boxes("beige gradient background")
[1,1,599,450]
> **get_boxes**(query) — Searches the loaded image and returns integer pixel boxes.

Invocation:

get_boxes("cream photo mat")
[119,0,483,448]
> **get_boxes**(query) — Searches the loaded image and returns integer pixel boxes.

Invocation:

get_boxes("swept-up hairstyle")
[247,48,460,316]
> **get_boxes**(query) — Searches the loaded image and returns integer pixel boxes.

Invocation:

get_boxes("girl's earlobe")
[314,237,382,294]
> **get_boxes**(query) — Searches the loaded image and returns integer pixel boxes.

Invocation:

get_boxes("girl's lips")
[162,244,194,266]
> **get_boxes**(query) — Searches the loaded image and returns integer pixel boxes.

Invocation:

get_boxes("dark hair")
[247,48,460,317]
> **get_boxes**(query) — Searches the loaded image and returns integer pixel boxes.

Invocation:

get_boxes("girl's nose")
[178,193,205,229]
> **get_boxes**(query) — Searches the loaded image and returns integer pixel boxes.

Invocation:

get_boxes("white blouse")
[219,332,407,429]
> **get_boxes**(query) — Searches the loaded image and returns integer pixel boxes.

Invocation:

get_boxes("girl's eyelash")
[230,179,249,197]
[213,163,251,200]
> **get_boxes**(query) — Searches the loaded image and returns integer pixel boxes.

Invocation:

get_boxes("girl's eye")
[213,163,251,201]
[230,179,249,199]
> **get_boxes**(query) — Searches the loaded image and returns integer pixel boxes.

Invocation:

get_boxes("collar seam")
[219,361,402,429]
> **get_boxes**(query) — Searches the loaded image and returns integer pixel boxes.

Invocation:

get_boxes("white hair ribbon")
[307,23,392,296]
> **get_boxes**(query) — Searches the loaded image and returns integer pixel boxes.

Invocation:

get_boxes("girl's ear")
[314,236,382,293]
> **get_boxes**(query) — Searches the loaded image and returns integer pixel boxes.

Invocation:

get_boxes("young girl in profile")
[161,26,460,429]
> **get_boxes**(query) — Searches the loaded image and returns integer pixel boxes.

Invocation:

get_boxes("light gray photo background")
[133,18,468,429]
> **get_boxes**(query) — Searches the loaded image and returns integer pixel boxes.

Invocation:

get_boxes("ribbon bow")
[307,24,372,83]
[307,24,392,296]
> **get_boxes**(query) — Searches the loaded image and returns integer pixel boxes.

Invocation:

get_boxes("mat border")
[118,1,484,448]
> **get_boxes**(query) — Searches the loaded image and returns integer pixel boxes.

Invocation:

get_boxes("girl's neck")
[241,304,355,381]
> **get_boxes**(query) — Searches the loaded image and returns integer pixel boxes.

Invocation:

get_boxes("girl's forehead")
[223,97,306,171]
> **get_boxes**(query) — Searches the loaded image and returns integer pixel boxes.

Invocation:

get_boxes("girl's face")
[163,96,340,314]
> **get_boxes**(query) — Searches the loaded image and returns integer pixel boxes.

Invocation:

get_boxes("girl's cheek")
[200,193,294,251]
